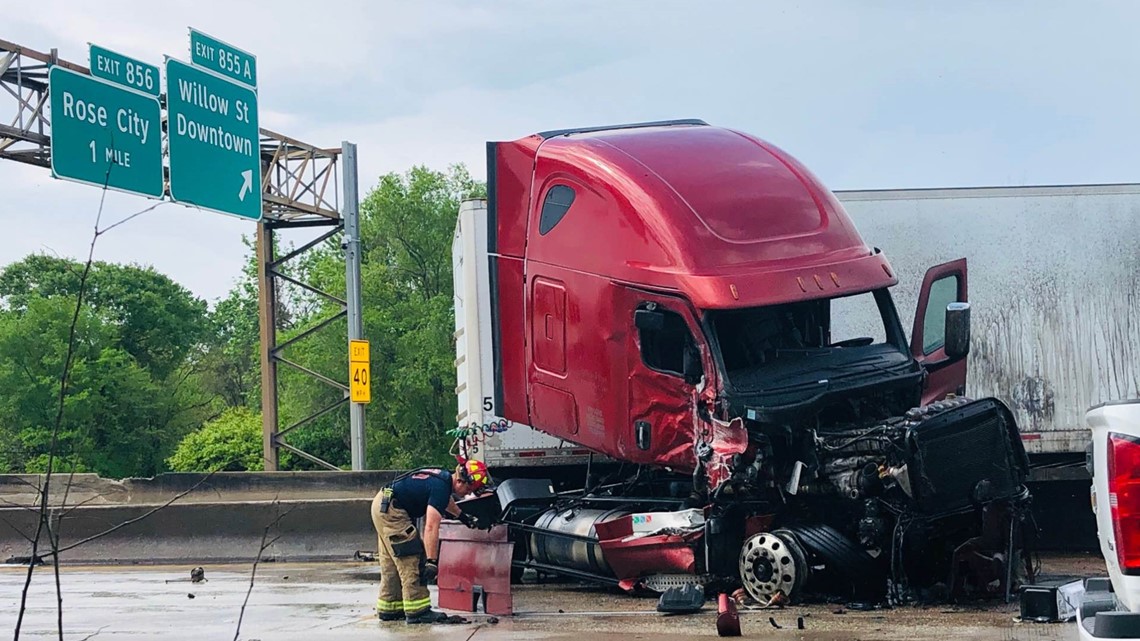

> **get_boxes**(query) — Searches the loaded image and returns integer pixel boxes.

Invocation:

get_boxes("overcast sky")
[5,1,1139,304]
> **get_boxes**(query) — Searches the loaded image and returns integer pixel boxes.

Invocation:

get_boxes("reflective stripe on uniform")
[376,598,403,612]
[403,596,432,613]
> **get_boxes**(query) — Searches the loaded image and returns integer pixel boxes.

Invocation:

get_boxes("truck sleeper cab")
[482,120,973,476]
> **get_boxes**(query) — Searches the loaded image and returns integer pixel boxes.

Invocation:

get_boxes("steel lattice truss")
[0,40,75,168]
[261,129,341,222]
[0,38,354,471]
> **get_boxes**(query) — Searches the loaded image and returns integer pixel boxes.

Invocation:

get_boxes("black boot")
[377,610,404,622]
[405,609,469,625]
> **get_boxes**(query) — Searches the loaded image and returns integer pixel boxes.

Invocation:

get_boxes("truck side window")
[922,275,959,354]
[538,185,575,235]
[638,308,693,377]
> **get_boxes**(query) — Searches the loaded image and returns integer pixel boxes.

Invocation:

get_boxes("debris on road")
[716,593,741,637]
[165,567,208,584]
[1018,579,1083,623]
[656,584,704,614]
[731,585,788,610]
[0,558,1094,640]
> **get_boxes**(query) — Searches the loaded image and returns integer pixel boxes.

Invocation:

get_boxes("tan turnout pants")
[370,490,431,618]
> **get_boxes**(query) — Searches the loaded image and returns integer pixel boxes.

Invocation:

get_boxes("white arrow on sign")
[238,170,253,202]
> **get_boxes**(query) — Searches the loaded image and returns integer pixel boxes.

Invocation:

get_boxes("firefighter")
[370,458,490,624]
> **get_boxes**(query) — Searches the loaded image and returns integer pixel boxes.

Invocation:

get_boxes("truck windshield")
[708,289,910,392]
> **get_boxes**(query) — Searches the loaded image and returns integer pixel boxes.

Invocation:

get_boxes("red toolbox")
[437,522,514,615]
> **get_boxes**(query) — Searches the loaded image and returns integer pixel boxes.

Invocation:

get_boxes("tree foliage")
[0,255,209,379]
[0,162,483,477]
[0,258,214,477]
[268,164,484,470]
[198,239,262,409]
[167,407,264,472]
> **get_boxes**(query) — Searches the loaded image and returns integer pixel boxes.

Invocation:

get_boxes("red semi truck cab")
[452,120,1032,604]
[474,119,969,488]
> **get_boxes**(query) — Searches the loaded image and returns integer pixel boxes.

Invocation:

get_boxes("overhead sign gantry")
[1,33,367,471]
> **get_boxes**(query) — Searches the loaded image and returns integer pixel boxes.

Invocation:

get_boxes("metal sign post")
[342,140,366,470]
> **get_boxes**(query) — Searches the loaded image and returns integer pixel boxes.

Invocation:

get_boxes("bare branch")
[95,201,168,236]
[76,625,108,641]
[5,475,43,493]
[52,469,220,555]
[0,497,46,516]
[47,511,63,641]
[234,500,294,641]
[12,171,177,641]
[58,493,108,520]
[13,179,105,641]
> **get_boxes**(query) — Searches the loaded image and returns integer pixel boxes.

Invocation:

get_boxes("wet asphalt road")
[1,555,1096,640]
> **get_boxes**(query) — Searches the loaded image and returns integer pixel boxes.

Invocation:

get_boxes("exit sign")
[189,28,257,89]
[89,44,160,97]
[349,340,370,404]
[48,66,163,198]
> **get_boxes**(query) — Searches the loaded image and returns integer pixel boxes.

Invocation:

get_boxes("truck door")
[624,289,712,467]
[911,258,969,404]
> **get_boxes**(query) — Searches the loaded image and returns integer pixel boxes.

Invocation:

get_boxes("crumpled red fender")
[630,372,748,494]
[690,381,748,493]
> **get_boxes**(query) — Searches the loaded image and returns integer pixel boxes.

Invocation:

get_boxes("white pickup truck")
[1079,400,1140,639]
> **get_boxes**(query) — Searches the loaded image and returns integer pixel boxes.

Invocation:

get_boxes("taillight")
[1108,432,1140,574]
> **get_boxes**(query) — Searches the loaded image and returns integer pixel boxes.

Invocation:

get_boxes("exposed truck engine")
[450,119,1034,604]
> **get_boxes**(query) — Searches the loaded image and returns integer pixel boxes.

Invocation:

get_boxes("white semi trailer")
[455,183,1140,472]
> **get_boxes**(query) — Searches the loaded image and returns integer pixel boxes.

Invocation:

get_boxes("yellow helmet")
[459,459,491,491]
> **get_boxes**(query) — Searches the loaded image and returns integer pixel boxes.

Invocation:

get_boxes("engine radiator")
[905,398,1029,516]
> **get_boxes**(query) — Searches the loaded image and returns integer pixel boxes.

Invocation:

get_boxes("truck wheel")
[738,530,808,603]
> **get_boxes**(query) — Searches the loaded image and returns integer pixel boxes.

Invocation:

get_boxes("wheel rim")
[738,531,805,602]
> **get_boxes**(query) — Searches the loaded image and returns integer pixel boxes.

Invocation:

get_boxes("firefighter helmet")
[458,458,491,491]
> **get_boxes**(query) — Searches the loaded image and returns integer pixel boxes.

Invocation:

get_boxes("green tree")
[0,255,215,477]
[198,238,262,409]
[0,254,209,379]
[269,164,484,470]
[0,298,180,477]
[167,407,264,472]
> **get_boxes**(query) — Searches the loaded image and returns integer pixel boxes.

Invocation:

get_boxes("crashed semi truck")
[451,119,1035,604]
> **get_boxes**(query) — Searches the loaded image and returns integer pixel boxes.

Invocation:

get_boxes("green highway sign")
[89,44,160,97]
[189,28,257,89]
[166,58,262,220]
[49,66,163,198]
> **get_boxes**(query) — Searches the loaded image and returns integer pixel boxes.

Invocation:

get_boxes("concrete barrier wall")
[0,498,378,565]
[0,472,409,565]
[0,471,404,508]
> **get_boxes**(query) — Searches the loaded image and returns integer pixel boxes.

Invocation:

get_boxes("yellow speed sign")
[349,339,370,404]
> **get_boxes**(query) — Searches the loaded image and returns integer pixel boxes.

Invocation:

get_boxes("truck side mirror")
[944,302,971,360]
[634,309,665,331]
